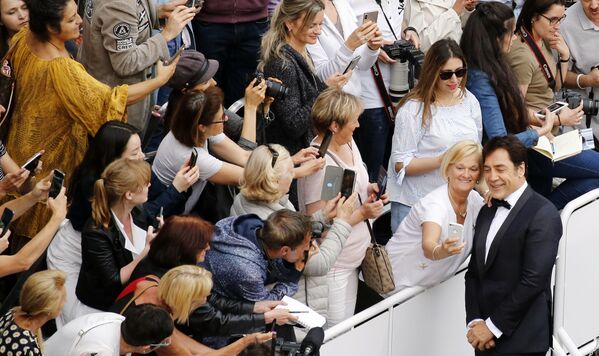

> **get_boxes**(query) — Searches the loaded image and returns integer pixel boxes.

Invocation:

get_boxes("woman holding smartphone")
[386,141,484,293]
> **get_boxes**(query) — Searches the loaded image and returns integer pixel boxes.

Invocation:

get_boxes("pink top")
[298,139,370,270]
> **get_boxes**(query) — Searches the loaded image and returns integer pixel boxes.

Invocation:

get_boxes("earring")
[476,180,480,184]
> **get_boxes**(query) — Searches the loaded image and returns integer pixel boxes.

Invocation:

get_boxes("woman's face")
[204,105,227,137]
[435,57,465,98]
[55,0,82,42]
[286,10,324,46]
[532,4,566,40]
[500,21,517,54]
[128,182,150,206]
[332,112,360,146]
[196,244,210,263]
[121,134,145,161]
[447,154,481,193]
[277,158,295,196]
[0,0,28,36]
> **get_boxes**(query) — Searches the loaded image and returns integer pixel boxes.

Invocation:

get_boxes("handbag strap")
[119,277,159,315]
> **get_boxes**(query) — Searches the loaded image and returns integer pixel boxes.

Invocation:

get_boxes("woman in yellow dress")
[6,0,177,238]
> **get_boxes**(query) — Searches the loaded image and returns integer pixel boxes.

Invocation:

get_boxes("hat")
[166,50,219,91]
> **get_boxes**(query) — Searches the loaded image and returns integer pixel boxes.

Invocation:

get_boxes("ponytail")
[92,178,111,229]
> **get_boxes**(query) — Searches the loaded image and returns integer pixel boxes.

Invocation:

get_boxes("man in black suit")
[465,136,562,356]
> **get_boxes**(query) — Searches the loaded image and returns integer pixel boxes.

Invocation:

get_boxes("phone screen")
[49,170,65,199]
[318,130,334,158]
[22,152,43,172]
[340,169,356,198]
[376,166,387,200]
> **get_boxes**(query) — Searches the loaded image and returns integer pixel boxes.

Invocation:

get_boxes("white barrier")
[321,189,599,356]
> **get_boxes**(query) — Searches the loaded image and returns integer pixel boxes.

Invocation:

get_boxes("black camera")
[254,71,289,100]
[382,39,425,78]
[560,90,599,117]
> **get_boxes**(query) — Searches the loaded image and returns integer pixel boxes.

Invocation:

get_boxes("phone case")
[320,166,344,201]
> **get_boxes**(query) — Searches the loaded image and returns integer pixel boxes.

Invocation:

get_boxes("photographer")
[78,0,196,132]
[561,0,599,130]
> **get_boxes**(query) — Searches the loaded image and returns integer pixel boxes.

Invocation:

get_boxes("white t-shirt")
[44,313,124,356]
[385,184,483,293]
[387,90,482,206]
[152,132,224,213]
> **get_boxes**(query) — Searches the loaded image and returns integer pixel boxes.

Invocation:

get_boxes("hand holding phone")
[343,56,361,74]
[535,101,568,119]
[340,169,356,198]
[152,207,164,230]
[318,130,334,158]
[362,10,378,24]
[376,166,387,201]
[448,222,464,244]
[188,148,198,167]
[22,151,43,174]
[48,169,65,199]
[163,45,186,66]
[0,208,14,238]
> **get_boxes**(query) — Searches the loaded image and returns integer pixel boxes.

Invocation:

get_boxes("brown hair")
[92,159,151,229]
[260,209,312,250]
[311,88,363,135]
[169,91,206,147]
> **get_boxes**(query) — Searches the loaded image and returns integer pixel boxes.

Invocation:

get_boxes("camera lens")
[265,80,289,100]
[582,99,599,116]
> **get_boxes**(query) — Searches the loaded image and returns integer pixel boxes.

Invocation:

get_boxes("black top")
[0,310,40,355]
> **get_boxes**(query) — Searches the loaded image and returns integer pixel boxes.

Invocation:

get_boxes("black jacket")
[131,258,266,339]
[263,44,326,155]
[76,207,148,311]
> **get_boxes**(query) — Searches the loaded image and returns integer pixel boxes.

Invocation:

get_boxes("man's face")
[581,0,599,25]
[483,148,526,200]
[282,232,312,263]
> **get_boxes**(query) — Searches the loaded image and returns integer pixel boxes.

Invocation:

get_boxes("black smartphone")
[340,169,356,198]
[186,0,203,8]
[376,166,387,201]
[343,55,361,74]
[49,169,65,199]
[152,206,163,230]
[188,148,198,167]
[22,151,43,173]
[318,129,334,158]
[163,45,186,66]
[0,208,14,237]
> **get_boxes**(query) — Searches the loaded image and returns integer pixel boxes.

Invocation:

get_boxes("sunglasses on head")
[439,67,468,80]
[266,144,279,168]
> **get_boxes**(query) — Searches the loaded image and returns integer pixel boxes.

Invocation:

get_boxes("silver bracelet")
[576,73,584,89]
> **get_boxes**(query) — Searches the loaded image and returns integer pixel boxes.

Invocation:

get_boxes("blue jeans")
[353,108,392,182]
[193,18,269,107]
[528,149,599,210]
[390,201,411,234]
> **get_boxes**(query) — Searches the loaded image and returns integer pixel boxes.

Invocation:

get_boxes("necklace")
[447,185,467,218]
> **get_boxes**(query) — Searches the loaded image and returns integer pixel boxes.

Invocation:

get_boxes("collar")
[504,182,528,209]
[577,2,599,31]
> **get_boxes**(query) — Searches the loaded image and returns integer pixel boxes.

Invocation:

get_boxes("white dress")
[385,184,484,293]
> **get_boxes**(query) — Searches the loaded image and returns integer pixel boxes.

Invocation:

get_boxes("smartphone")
[186,0,203,8]
[49,169,65,199]
[535,101,568,118]
[0,208,14,237]
[448,222,464,243]
[320,166,344,201]
[188,148,198,167]
[340,169,356,199]
[22,151,43,172]
[152,206,163,230]
[363,11,378,24]
[376,166,387,201]
[163,45,186,66]
[318,129,334,158]
[343,55,361,74]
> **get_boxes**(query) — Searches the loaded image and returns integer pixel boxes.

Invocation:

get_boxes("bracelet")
[556,112,562,126]
[432,244,441,261]
[559,56,570,63]
[576,73,584,89]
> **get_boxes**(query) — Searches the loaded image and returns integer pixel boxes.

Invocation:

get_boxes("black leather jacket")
[76,207,148,310]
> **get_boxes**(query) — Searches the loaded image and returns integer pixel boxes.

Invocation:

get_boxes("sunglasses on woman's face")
[439,67,468,81]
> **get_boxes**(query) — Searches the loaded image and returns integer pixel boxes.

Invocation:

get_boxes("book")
[275,296,326,329]
[533,129,582,162]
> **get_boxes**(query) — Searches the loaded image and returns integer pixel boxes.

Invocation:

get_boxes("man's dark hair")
[260,209,312,250]
[483,135,528,174]
[26,0,70,42]
[121,304,174,346]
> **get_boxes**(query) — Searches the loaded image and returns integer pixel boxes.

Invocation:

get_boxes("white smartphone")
[535,101,568,119]
[448,222,464,243]
[320,166,344,201]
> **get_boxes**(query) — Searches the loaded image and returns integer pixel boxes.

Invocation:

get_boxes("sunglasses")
[147,338,171,352]
[266,144,279,168]
[439,67,468,80]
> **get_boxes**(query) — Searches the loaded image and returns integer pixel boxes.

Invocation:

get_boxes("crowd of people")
[0,0,597,354]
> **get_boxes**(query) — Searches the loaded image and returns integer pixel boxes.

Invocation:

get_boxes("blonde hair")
[311,88,363,134]
[92,158,151,229]
[440,140,483,180]
[158,265,213,324]
[258,0,324,71]
[15,269,66,350]
[240,144,292,203]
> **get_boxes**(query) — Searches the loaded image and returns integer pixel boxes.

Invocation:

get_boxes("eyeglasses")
[147,338,172,352]
[539,13,566,25]
[209,111,228,125]
[266,144,279,168]
[439,67,468,80]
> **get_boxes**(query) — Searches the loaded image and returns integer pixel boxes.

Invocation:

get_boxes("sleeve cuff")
[393,155,414,186]
[485,318,503,338]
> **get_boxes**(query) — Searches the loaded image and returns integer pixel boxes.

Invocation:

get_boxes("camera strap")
[519,28,556,90]
[371,63,396,125]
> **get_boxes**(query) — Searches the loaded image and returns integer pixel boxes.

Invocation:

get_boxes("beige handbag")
[360,197,395,294]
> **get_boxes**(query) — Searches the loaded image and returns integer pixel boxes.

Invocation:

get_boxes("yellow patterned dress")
[6,28,129,238]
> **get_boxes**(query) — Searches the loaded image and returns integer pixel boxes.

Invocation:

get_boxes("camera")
[311,221,325,240]
[254,71,289,100]
[382,40,425,104]
[559,90,599,118]
[274,327,324,356]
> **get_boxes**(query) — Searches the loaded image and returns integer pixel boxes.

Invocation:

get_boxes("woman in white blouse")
[388,38,482,232]
[386,140,484,293]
